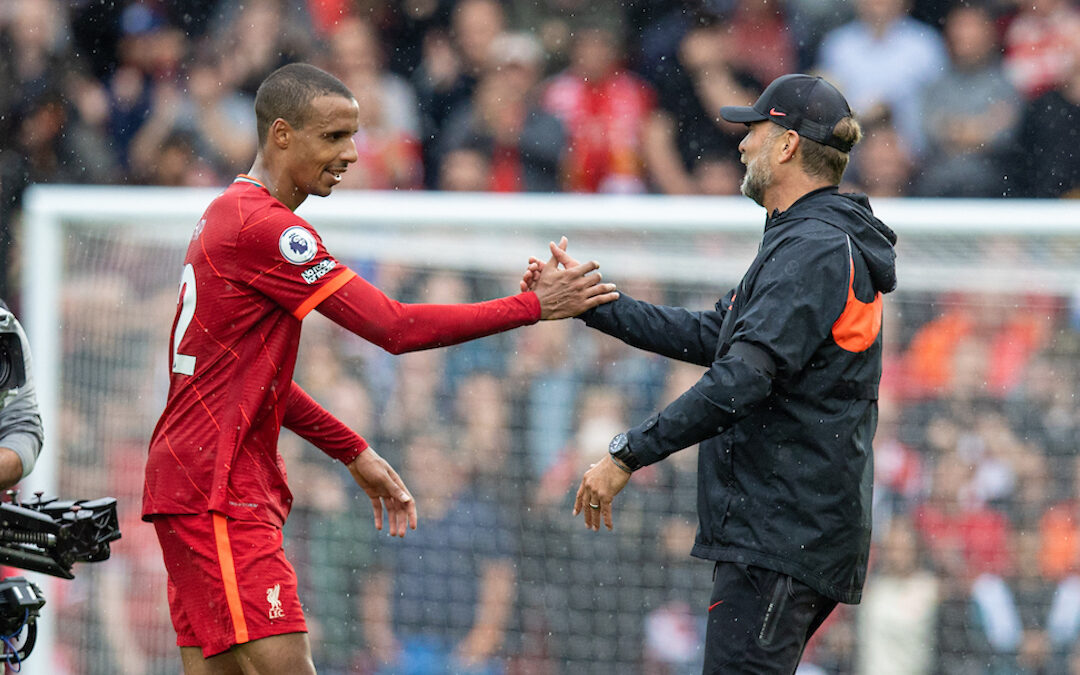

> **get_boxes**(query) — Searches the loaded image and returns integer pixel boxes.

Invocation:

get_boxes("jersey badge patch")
[302,259,337,284]
[279,226,317,265]
[267,584,285,620]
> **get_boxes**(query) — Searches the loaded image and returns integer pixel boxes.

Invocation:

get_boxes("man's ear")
[777,130,800,164]
[270,118,292,149]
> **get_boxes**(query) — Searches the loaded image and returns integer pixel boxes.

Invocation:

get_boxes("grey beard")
[740,156,771,207]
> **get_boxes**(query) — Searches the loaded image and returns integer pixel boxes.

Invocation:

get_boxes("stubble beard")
[740,151,772,207]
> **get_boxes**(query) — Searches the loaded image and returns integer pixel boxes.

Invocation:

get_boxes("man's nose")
[342,138,359,164]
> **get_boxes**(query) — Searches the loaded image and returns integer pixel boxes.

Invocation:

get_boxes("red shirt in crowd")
[542,69,655,193]
[914,502,1014,579]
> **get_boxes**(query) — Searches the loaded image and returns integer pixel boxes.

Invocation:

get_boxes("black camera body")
[0,305,122,664]
[0,494,121,664]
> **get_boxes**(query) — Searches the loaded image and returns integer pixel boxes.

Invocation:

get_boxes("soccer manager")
[542,74,898,673]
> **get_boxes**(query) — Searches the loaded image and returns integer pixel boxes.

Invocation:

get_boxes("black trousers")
[703,562,838,675]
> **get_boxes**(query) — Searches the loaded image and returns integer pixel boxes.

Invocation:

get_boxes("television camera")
[0,306,122,667]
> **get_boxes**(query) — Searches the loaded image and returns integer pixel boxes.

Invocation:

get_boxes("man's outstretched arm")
[317,242,618,354]
[522,239,724,365]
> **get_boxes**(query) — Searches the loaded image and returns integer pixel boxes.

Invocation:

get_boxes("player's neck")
[245,158,307,212]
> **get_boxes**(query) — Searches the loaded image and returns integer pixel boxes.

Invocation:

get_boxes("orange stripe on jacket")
[212,513,250,644]
[832,255,882,353]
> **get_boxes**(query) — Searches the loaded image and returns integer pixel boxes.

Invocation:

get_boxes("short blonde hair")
[798,117,863,183]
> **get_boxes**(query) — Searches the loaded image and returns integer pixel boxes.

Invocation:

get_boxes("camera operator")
[0,300,42,489]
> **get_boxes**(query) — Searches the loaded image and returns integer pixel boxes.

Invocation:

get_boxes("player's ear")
[270,118,292,149]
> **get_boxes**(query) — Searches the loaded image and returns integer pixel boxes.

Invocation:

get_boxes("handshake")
[522,237,619,320]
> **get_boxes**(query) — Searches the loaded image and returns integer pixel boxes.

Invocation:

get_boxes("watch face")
[609,434,627,454]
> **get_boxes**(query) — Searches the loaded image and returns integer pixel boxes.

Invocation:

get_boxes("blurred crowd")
[49,236,1080,674]
[6,0,1080,674]
[2,0,1079,241]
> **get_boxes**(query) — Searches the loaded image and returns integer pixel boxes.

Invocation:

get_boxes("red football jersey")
[144,176,542,527]
[143,177,359,526]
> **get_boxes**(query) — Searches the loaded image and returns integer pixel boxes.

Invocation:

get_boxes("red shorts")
[151,513,307,658]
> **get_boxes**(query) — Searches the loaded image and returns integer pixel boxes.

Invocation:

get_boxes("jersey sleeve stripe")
[212,513,250,644]
[293,268,357,320]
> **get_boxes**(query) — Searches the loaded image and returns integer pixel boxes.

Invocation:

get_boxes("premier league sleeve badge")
[279,226,318,265]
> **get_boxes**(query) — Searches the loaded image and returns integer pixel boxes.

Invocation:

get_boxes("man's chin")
[740,179,764,207]
[308,181,337,198]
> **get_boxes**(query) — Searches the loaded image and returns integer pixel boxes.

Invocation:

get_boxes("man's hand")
[521,236,578,292]
[346,448,418,537]
[528,237,618,319]
[573,455,632,531]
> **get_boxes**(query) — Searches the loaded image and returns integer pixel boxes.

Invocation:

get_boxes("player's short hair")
[798,116,862,184]
[254,63,355,147]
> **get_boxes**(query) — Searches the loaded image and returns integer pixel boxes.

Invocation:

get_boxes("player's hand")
[520,237,575,292]
[573,455,632,531]
[532,237,618,319]
[347,448,418,536]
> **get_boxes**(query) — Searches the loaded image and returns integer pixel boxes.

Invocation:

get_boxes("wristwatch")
[608,433,642,472]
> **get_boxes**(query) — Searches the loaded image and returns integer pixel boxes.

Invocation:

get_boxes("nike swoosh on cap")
[769,108,786,117]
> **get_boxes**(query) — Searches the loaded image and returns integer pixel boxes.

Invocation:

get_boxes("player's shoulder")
[206,180,310,235]
[218,180,281,217]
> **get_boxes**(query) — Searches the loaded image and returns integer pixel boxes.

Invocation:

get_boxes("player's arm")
[282,381,367,464]
[316,274,540,354]
[284,381,416,536]
[316,244,617,354]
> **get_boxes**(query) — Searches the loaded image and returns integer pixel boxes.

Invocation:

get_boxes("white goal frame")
[18,185,1080,674]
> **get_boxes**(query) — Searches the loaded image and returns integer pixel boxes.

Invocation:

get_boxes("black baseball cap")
[719,74,855,152]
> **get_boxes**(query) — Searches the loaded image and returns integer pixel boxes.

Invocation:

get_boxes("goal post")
[17,185,1080,674]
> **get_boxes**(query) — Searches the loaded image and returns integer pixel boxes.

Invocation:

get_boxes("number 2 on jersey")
[172,263,197,375]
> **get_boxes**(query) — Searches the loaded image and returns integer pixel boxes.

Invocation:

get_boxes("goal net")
[18,186,1080,674]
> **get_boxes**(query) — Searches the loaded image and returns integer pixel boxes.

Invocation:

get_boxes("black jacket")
[581,187,897,603]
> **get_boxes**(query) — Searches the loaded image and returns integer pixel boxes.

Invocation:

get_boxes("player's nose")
[341,138,359,164]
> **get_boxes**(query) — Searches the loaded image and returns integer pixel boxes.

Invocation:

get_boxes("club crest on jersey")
[279,226,317,265]
[267,584,285,620]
